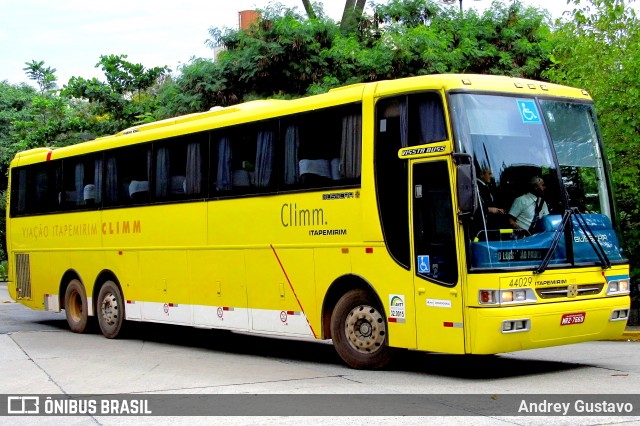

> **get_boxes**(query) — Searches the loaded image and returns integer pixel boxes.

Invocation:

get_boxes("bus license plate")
[561,312,585,325]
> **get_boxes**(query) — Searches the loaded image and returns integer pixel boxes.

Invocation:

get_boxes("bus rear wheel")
[97,281,125,339]
[64,279,88,333]
[330,289,394,369]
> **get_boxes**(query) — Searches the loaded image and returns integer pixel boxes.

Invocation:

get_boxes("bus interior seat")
[330,158,340,180]
[83,184,96,204]
[129,180,149,200]
[299,158,332,185]
[232,169,252,187]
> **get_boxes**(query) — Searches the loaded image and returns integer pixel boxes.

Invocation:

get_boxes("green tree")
[22,60,57,94]
[0,81,38,261]
[158,0,553,115]
[340,0,368,33]
[301,0,317,19]
[63,54,169,130]
[0,82,36,172]
[544,0,640,275]
[12,61,77,152]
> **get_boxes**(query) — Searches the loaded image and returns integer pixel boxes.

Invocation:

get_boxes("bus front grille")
[15,254,32,300]
[535,284,604,299]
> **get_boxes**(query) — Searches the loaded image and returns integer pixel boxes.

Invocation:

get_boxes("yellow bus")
[6,74,630,369]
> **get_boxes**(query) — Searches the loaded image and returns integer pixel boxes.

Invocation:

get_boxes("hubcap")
[344,304,386,354]
[100,293,118,326]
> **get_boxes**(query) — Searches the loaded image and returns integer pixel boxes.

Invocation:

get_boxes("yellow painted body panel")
[189,250,248,310]
[467,297,629,354]
[463,265,630,353]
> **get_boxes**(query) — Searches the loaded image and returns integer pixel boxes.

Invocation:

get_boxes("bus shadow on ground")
[392,350,587,379]
[28,317,590,379]
[105,320,590,379]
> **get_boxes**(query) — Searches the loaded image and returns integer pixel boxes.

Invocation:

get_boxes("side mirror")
[454,154,476,216]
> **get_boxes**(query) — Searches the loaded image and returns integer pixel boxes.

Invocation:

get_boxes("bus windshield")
[450,93,626,270]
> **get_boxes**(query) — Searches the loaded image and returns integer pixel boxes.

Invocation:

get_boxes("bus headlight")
[502,290,527,303]
[607,279,630,295]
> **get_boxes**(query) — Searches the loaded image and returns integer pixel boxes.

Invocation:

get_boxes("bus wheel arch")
[60,272,88,334]
[93,271,126,339]
[323,275,394,369]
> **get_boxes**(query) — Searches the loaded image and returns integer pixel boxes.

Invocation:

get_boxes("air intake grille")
[535,283,603,299]
[15,254,32,299]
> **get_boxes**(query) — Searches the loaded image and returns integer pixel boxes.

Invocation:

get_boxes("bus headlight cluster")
[479,289,536,305]
[607,279,630,295]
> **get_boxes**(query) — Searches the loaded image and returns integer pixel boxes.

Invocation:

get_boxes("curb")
[608,330,640,342]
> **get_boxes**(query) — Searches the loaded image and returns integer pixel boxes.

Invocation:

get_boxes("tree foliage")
[22,60,57,94]
[159,0,553,116]
[63,54,169,131]
[0,81,37,261]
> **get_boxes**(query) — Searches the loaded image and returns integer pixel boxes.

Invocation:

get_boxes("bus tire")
[330,289,394,369]
[64,279,88,333]
[96,280,125,339]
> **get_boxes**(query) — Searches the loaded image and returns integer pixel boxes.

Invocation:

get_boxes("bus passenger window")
[293,104,361,188]
[105,146,150,206]
[155,134,207,201]
[12,162,60,215]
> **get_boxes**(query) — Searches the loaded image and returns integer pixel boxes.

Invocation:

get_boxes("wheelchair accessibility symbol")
[517,99,541,123]
[417,255,430,274]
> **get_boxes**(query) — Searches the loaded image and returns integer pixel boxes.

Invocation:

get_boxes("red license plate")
[561,312,586,325]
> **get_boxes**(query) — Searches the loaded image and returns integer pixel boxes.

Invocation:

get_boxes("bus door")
[411,159,466,353]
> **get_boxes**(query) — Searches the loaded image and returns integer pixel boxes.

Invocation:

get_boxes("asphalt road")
[1,282,639,425]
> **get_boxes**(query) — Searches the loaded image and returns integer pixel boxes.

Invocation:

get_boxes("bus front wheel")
[64,279,88,333]
[330,289,394,369]
[97,281,125,339]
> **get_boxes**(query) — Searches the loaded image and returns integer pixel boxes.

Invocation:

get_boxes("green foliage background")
[1,0,639,276]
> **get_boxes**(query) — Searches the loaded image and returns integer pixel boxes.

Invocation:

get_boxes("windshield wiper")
[534,208,611,275]
[534,209,572,275]
[572,207,611,269]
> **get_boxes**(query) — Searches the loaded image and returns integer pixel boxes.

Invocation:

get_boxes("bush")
[0,260,7,282]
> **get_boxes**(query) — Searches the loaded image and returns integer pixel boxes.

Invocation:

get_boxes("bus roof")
[10,74,590,167]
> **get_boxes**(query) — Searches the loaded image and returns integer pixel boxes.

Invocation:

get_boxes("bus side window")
[104,145,151,206]
[11,168,28,216]
[22,162,60,215]
[375,97,411,269]
[408,92,447,146]
[60,156,100,209]
[294,104,361,188]
[154,133,207,201]
[231,126,256,190]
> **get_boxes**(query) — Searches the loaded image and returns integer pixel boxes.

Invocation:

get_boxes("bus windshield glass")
[450,93,625,270]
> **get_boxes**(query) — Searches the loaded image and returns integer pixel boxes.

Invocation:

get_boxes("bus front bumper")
[467,296,630,354]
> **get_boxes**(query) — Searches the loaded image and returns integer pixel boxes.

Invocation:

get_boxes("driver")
[508,176,549,234]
